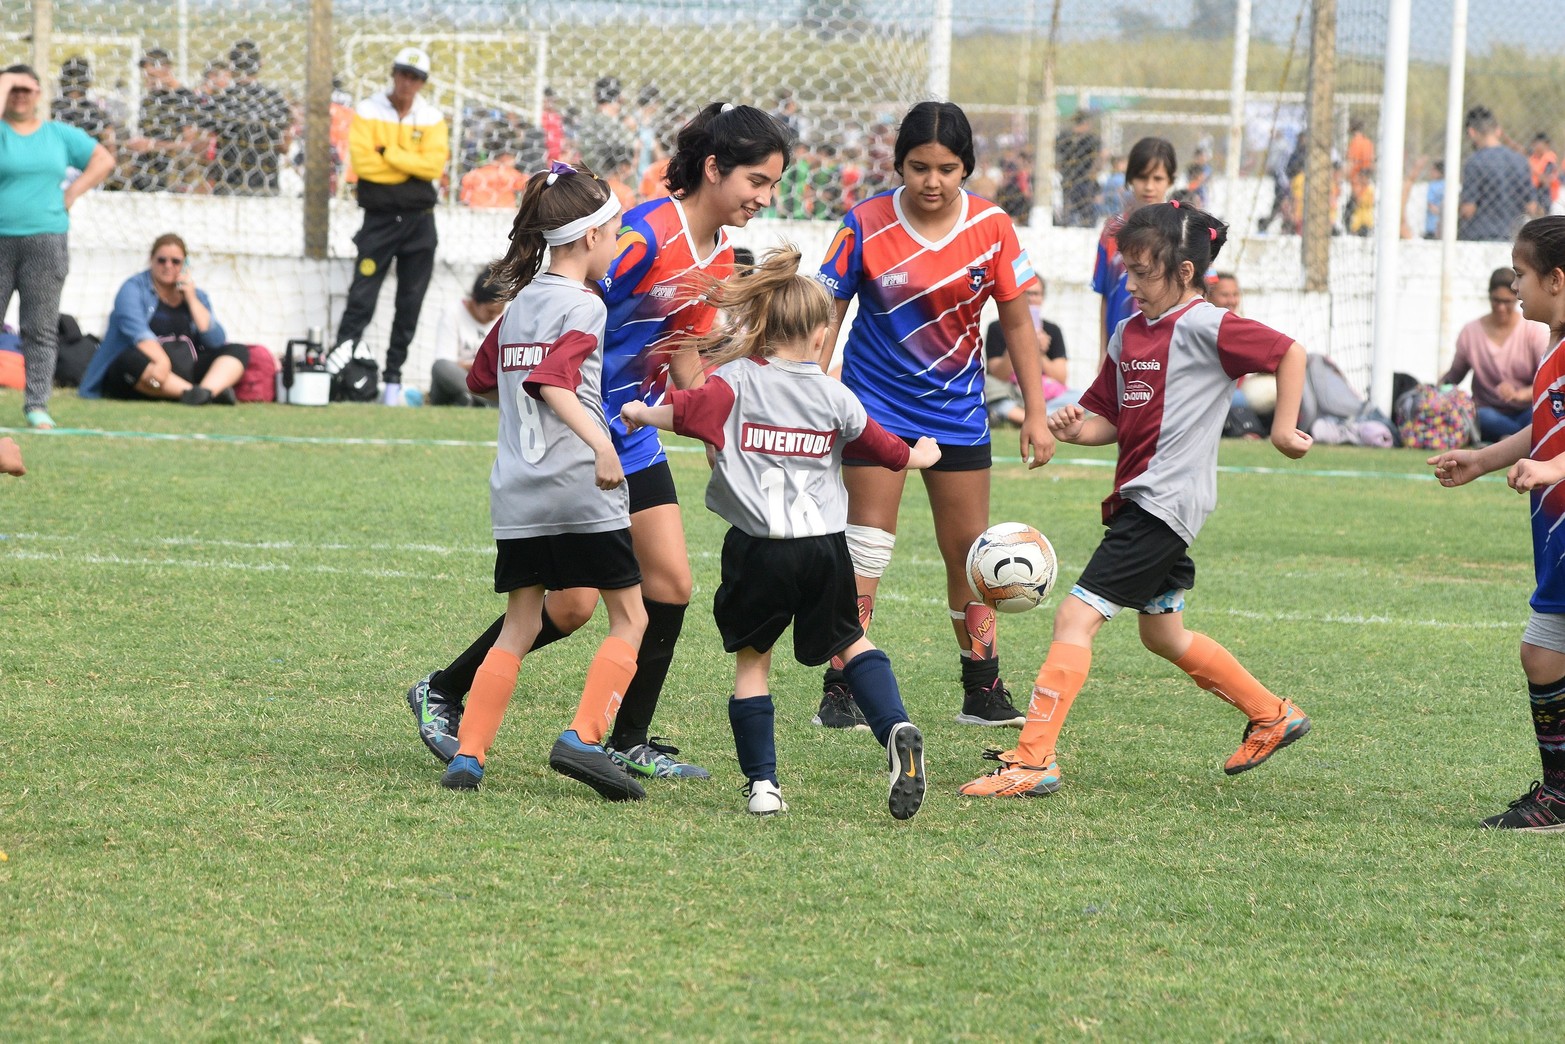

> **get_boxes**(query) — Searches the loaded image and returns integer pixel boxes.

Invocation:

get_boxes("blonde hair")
[677,244,832,368]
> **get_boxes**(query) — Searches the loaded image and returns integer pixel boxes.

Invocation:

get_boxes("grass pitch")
[0,392,1558,1041]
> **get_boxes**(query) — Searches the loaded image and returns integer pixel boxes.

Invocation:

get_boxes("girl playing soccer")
[1429,215,1565,830]
[439,163,647,800]
[621,246,941,818]
[961,200,1314,799]
[814,101,1055,733]
[410,104,793,781]
[1095,137,1177,360]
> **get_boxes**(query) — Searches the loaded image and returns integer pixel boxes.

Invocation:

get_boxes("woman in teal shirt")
[0,65,115,428]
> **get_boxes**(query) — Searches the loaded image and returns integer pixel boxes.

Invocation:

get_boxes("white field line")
[1,542,1518,631]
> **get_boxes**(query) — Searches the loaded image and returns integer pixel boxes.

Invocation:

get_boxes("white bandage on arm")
[845,524,896,579]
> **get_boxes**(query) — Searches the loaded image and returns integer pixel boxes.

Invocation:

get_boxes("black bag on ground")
[1223,402,1265,438]
[330,343,380,402]
[53,313,99,388]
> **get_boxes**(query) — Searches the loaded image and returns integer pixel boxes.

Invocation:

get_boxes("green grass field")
[1,393,1559,1041]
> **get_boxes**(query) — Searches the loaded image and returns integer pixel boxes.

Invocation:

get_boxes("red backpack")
[235,344,277,403]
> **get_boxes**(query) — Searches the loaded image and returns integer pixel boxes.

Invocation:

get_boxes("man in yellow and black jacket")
[335,45,450,405]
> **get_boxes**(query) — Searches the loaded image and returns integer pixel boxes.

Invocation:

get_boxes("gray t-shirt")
[669,357,910,539]
[1080,298,1291,544]
[1460,146,1533,241]
[466,273,629,539]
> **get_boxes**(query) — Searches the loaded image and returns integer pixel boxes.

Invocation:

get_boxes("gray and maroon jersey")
[1079,297,1291,544]
[467,273,629,539]
[669,357,911,539]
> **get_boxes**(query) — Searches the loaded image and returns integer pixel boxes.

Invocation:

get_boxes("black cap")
[139,48,171,69]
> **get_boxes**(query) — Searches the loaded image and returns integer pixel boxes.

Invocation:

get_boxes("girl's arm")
[1047,402,1117,446]
[1431,426,1533,487]
[668,345,706,391]
[620,401,673,434]
[822,298,852,371]
[1267,342,1313,459]
[995,293,1056,468]
[537,385,624,489]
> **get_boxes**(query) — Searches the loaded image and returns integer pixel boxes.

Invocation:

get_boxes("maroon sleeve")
[1217,311,1292,379]
[1078,353,1121,423]
[466,322,501,395]
[669,377,735,450]
[523,329,599,400]
[843,416,912,470]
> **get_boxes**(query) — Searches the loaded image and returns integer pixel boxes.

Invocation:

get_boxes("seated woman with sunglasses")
[1440,266,1551,443]
[78,233,249,405]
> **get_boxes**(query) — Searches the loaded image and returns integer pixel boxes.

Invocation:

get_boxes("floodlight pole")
[1436,0,1468,374]
[1370,0,1412,412]
[1224,0,1252,196]
[929,0,952,100]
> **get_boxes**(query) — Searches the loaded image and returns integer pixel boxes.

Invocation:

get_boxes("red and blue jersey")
[600,196,733,475]
[1092,216,1137,344]
[819,188,1036,445]
[1530,336,1565,612]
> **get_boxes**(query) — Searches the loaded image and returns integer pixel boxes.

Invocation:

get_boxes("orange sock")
[1174,632,1285,723]
[456,648,522,764]
[1014,642,1092,766]
[569,636,639,745]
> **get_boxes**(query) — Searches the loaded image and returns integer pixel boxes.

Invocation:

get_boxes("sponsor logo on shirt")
[967,266,988,292]
[649,284,677,300]
[1121,359,1161,372]
[817,272,841,293]
[1123,380,1154,407]
[740,423,837,457]
[880,271,909,287]
[501,342,550,370]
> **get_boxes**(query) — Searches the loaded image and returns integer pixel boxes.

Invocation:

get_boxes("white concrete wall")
[6,191,1525,402]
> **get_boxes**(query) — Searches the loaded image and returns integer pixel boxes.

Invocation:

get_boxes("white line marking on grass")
[2,532,493,556]
[0,426,1499,483]
[2,549,480,583]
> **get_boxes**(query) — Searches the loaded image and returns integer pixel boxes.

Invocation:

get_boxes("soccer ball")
[965,522,1058,613]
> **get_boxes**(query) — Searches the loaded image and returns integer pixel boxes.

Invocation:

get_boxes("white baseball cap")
[392,46,431,79]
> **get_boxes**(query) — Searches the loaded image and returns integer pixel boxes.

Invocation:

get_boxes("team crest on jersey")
[967,266,988,292]
[1552,389,1565,417]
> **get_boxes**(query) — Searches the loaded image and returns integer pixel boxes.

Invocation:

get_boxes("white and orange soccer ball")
[965,522,1058,613]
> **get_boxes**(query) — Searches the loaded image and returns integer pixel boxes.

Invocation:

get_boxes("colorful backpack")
[235,344,278,403]
[1393,384,1478,450]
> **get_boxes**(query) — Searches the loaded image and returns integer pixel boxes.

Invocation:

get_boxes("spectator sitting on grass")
[428,271,505,407]
[77,233,249,405]
[985,278,1077,427]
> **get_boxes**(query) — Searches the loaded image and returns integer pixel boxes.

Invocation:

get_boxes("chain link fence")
[4,1,1562,396]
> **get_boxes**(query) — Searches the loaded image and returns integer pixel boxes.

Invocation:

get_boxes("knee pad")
[845,524,896,579]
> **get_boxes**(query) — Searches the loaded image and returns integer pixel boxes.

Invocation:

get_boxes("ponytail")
[666,103,794,197]
[1117,200,1229,293]
[489,163,613,298]
[674,244,832,368]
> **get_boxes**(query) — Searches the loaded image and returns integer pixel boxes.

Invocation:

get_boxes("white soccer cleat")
[746,779,787,816]
[381,381,404,406]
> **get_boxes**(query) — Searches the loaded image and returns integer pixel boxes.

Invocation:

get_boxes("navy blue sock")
[841,649,910,747]
[728,695,777,785]
[1528,674,1565,793]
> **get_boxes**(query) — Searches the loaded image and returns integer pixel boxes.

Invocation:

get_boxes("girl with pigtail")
[440,162,647,799]
[408,104,794,784]
[961,200,1316,800]
[622,245,940,818]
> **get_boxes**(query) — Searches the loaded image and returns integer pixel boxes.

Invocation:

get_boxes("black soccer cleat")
[549,730,645,802]
[885,722,927,821]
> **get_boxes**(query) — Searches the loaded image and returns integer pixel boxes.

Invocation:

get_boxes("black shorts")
[1074,501,1197,613]
[627,459,679,515]
[712,528,862,666]
[843,436,992,473]
[102,342,250,399]
[494,529,640,594]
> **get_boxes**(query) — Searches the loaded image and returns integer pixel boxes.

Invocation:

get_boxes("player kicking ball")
[621,245,938,818]
[962,200,1313,799]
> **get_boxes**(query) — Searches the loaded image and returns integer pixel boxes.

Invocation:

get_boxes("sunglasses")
[153,256,184,266]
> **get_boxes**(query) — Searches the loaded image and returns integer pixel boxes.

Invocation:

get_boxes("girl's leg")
[547,585,648,802]
[431,588,596,705]
[837,635,925,820]
[1142,611,1309,775]
[730,648,784,812]
[608,502,693,753]
[1520,641,1565,798]
[451,586,545,767]
[817,465,908,727]
[924,468,1021,724]
[959,594,1104,797]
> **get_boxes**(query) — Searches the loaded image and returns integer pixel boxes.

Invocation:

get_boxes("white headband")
[542,194,621,246]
